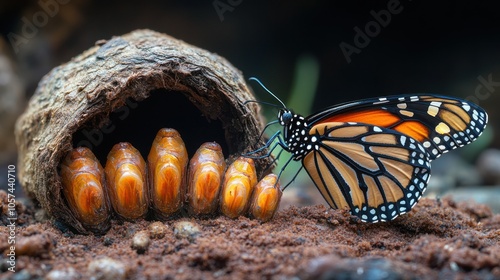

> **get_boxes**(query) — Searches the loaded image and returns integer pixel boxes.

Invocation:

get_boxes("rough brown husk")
[14,29,269,234]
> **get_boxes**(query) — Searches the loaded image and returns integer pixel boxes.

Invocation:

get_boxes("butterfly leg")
[281,165,304,191]
[242,130,289,158]
[261,148,285,173]
[255,120,279,144]
[274,155,304,191]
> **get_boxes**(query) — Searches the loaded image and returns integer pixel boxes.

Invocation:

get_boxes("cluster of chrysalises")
[60,128,281,233]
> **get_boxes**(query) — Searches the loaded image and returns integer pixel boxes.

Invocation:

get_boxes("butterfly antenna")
[243,100,282,108]
[249,77,287,109]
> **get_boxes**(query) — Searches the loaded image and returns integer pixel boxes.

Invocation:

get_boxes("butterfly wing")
[302,122,431,222]
[306,95,488,160]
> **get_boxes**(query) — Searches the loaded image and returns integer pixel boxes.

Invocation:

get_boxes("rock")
[46,267,79,280]
[173,221,201,241]
[87,257,126,280]
[131,230,150,253]
[103,237,113,246]
[34,209,49,223]
[16,233,53,258]
[148,221,168,239]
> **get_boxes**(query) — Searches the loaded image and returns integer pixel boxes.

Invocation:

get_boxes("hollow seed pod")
[249,174,282,222]
[148,128,188,218]
[59,147,111,232]
[220,157,257,219]
[105,142,148,220]
[15,30,272,234]
[187,142,226,216]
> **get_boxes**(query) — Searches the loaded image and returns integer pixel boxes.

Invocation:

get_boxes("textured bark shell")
[15,29,270,234]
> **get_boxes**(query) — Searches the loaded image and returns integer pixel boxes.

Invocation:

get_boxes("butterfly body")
[268,92,488,222]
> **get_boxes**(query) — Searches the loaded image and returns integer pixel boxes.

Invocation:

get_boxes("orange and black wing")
[302,122,431,222]
[306,95,488,160]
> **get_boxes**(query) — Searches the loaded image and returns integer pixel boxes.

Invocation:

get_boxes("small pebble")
[16,234,53,257]
[148,221,168,239]
[34,208,49,223]
[173,221,201,241]
[88,257,126,280]
[103,237,114,246]
[46,267,79,280]
[131,230,150,253]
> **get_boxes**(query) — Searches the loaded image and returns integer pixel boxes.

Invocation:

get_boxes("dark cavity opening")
[72,89,228,163]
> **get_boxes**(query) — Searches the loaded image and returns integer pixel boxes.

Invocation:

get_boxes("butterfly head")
[278,109,294,126]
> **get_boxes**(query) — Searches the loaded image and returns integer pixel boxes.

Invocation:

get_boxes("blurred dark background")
[1,0,499,209]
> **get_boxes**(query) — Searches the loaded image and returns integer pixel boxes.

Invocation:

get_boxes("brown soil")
[1,190,499,280]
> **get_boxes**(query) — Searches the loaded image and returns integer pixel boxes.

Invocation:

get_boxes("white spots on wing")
[397,103,407,109]
[427,105,440,117]
[435,122,451,134]
[399,110,414,117]
[373,97,389,104]
[400,136,407,146]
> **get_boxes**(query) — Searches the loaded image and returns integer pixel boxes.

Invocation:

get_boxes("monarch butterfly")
[247,78,488,223]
